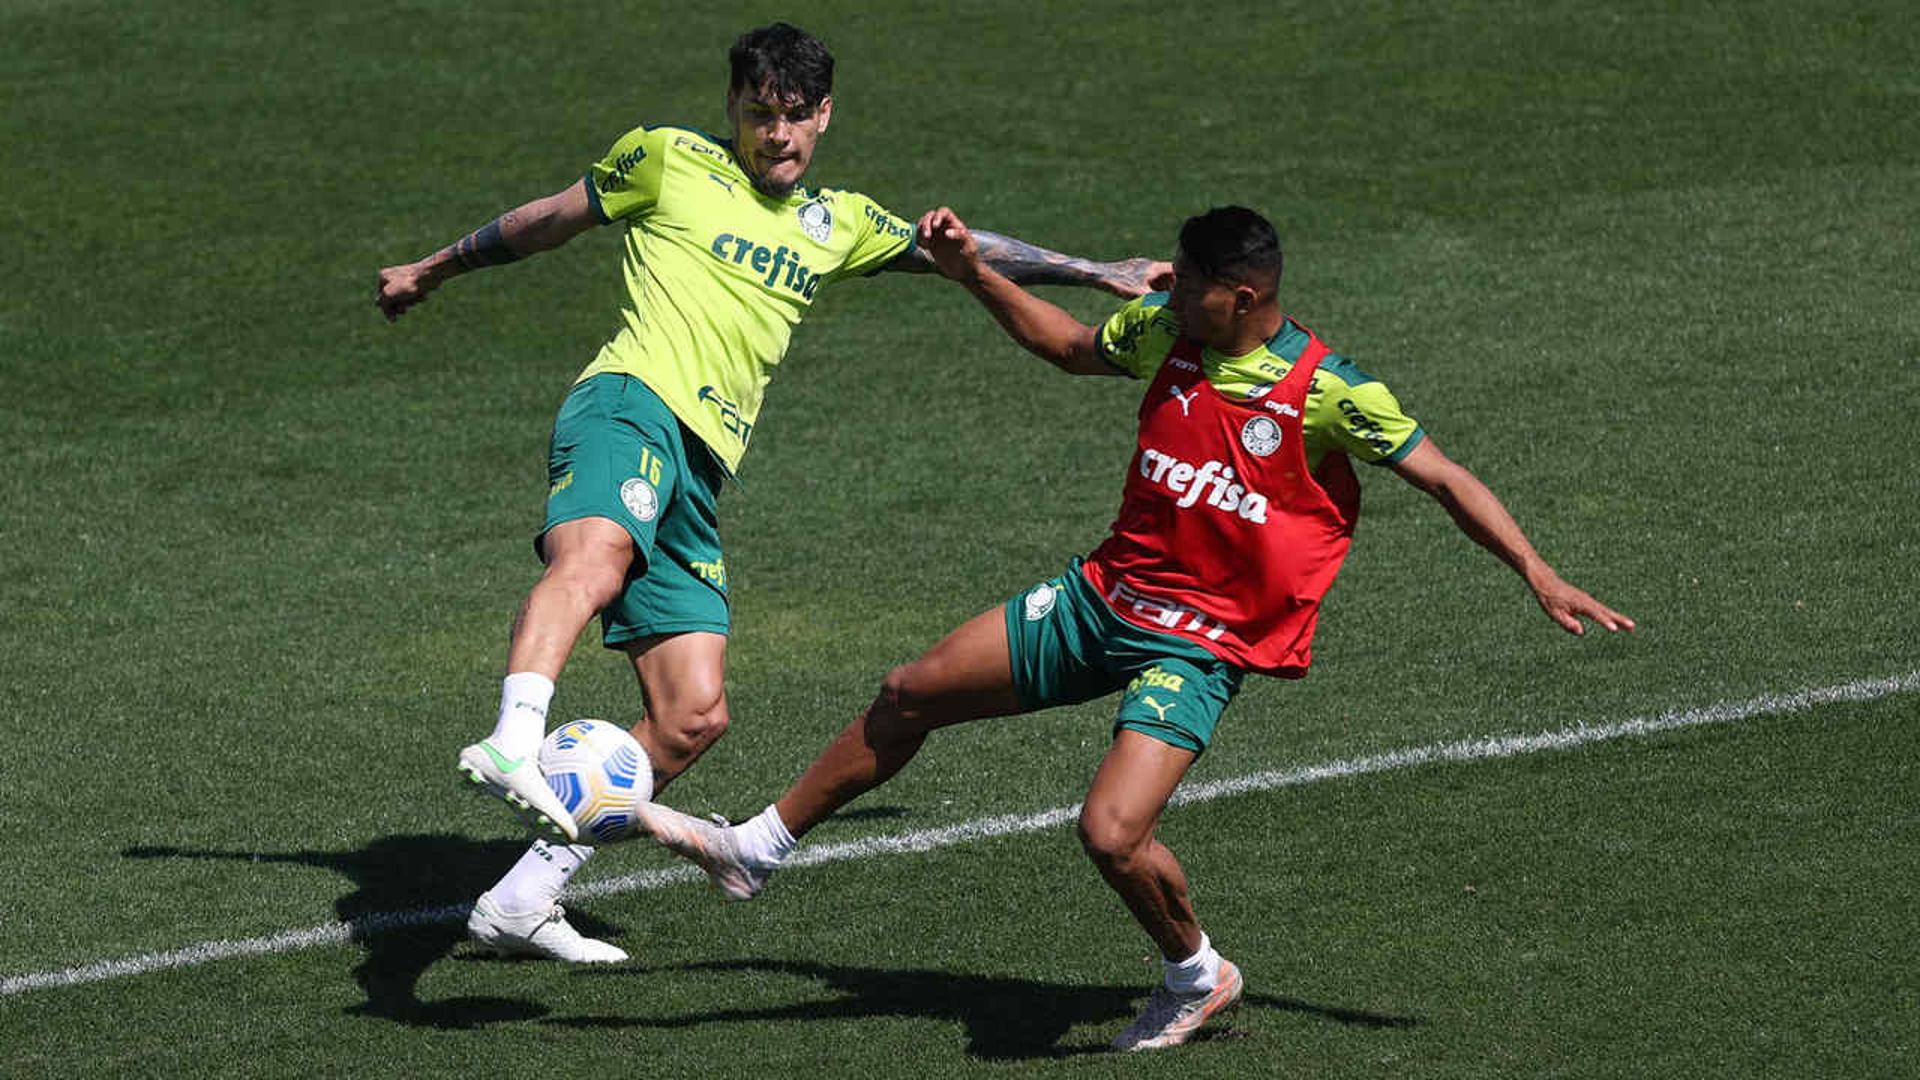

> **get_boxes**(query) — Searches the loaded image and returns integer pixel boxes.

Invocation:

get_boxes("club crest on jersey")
[1240,415,1283,457]
[1023,584,1058,621]
[797,200,833,244]
[620,478,659,523]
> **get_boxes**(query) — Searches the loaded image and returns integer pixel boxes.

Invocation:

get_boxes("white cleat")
[457,739,579,842]
[635,803,771,901]
[466,891,628,964]
[1111,959,1244,1051]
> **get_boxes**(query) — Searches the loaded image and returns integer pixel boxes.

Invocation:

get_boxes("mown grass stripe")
[6,670,1914,998]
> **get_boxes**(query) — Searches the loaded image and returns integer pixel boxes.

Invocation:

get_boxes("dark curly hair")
[729,23,835,106]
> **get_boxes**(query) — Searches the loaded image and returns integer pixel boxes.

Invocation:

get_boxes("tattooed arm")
[376,179,602,322]
[912,207,1126,377]
[883,225,1169,299]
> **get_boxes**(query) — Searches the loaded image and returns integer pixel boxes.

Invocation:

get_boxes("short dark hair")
[729,23,835,105]
[1178,206,1283,290]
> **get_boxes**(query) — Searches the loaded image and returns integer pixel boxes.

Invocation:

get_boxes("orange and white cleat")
[635,802,772,900]
[1111,959,1244,1051]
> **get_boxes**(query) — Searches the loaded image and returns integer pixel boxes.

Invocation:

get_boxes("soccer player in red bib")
[641,205,1634,1051]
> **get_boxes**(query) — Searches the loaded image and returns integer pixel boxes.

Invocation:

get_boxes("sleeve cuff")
[582,174,612,224]
[862,235,916,277]
[1377,426,1427,465]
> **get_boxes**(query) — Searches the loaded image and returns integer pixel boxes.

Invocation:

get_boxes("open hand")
[1533,575,1636,636]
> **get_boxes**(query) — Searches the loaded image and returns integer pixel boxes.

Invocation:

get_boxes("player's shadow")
[123,834,612,1029]
[550,958,1417,1060]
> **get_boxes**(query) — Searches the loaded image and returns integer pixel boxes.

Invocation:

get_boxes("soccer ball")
[539,719,653,844]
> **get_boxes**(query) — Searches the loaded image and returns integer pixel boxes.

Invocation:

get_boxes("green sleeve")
[583,126,667,223]
[1309,362,1426,464]
[827,191,915,280]
[1097,293,1177,379]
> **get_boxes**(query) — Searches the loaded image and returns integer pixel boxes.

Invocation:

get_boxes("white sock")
[1163,933,1223,994]
[490,839,595,913]
[490,672,555,757]
[731,804,797,869]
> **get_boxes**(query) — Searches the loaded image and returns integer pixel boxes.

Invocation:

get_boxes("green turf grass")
[2,0,1916,1075]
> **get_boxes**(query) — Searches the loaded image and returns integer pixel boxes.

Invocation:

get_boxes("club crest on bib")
[620,477,659,522]
[797,200,833,244]
[1023,584,1058,621]
[1240,415,1283,457]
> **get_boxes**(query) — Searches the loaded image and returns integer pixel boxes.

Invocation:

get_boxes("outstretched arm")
[915,207,1123,377]
[884,222,1169,299]
[376,179,602,322]
[1390,438,1635,636]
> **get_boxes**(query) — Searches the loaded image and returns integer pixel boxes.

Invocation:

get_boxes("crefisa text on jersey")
[861,203,912,240]
[1136,448,1271,522]
[708,233,823,297]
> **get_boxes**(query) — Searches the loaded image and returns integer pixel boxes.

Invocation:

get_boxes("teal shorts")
[541,373,729,647]
[1004,559,1244,753]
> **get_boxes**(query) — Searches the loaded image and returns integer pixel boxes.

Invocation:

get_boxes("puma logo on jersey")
[1137,448,1270,522]
[1169,385,1200,416]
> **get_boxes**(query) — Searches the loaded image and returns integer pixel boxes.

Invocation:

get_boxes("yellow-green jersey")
[578,124,915,473]
[1096,294,1425,469]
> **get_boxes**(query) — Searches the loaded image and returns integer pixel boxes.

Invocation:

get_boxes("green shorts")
[540,373,729,647]
[1004,559,1244,753]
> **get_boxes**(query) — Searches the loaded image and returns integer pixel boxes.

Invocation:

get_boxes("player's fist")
[375,262,436,322]
[1107,257,1174,299]
[915,207,981,284]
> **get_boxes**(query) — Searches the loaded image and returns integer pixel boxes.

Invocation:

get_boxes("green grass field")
[3,1,1917,1076]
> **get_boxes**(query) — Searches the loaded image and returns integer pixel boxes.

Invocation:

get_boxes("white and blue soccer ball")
[539,719,653,844]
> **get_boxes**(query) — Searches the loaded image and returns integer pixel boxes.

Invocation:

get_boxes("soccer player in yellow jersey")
[374,24,1165,962]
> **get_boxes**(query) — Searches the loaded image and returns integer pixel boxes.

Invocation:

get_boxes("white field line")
[6,670,1916,998]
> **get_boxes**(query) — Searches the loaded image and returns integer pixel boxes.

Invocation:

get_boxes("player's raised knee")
[678,691,731,744]
[863,663,941,741]
[542,555,627,612]
[875,662,923,715]
[1077,808,1148,872]
[648,691,730,761]
[881,659,956,720]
